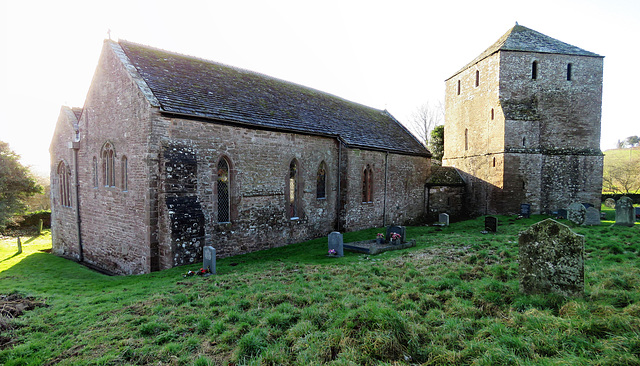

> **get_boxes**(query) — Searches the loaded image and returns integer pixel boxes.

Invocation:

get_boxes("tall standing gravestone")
[519,219,584,297]
[615,197,635,227]
[203,246,216,275]
[567,202,586,225]
[328,232,344,257]
[520,204,531,218]
[485,216,498,232]
[439,213,449,226]
[583,207,601,226]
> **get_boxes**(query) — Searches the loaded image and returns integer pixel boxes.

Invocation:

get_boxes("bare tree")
[603,157,640,194]
[409,101,444,147]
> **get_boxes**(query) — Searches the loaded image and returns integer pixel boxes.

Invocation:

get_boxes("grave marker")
[583,207,601,226]
[202,246,216,275]
[556,209,567,219]
[485,216,498,232]
[604,198,616,208]
[567,202,586,225]
[520,204,531,218]
[439,213,449,226]
[386,225,406,244]
[635,207,640,221]
[328,232,344,257]
[615,197,635,227]
[519,219,584,297]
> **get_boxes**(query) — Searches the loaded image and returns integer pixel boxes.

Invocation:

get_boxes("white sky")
[1,0,638,177]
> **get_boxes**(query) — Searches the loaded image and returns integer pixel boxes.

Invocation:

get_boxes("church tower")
[443,24,604,215]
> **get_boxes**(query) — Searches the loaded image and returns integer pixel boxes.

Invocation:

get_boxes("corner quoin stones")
[519,219,584,298]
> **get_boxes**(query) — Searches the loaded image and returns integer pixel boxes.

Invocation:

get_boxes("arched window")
[288,159,300,219]
[522,137,526,147]
[475,70,480,87]
[101,142,115,187]
[362,164,373,203]
[464,128,469,151]
[217,157,231,223]
[316,161,326,199]
[532,61,538,80]
[121,156,128,191]
[92,156,98,188]
[567,63,572,81]
[57,161,71,207]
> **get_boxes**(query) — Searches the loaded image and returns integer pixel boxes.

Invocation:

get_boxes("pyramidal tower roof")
[449,24,602,79]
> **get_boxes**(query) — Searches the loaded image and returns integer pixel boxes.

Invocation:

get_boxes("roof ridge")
[117,39,387,114]
[446,24,602,80]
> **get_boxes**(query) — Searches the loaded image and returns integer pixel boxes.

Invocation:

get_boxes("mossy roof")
[117,41,430,157]
[448,24,603,79]
[425,166,466,187]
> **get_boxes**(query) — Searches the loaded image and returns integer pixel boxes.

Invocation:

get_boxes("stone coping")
[343,239,416,255]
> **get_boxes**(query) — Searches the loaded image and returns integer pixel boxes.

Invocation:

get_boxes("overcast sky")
[1,0,638,176]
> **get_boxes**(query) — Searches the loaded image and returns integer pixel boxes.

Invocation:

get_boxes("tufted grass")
[1,208,639,365]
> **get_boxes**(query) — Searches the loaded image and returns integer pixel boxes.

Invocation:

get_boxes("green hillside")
[2,212,640,365]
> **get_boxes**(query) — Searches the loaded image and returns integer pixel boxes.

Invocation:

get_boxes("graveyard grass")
[1,207,640,365]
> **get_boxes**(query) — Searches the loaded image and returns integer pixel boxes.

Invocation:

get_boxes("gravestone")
[520,204,531,218]
[615,197,635,227]
[328,232,344,257]
[567,202,586,225]
[556,209,567,219]
[604,198,616,208]
[203,246,216,275]
[485,216,498,232]
[386,225,406,244]
[581,203,593,209]
[635,207,640,221]
[439,213,449,226]
[583,207,601,226]
[519,219,584,297]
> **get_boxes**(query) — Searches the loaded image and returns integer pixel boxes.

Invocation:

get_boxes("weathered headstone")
[567,202,586,225]
[615,197,635,227]
[557,209,567,219]
[17,237,22,255]
[604,198,616,208]
[386,225,406,244]
[328,232,344,257]
[485,216,498,232]
[583,207,601,226]
[520,204,531,218]
[519,219,584,297]
[202,246,216,275]
[635,207,640,221]
[439,213,449,226]
[581,203,593,209]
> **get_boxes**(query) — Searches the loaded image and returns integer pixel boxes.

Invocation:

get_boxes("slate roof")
[425,166,465,187]
[116,41,429,157]
[449,24,603,79]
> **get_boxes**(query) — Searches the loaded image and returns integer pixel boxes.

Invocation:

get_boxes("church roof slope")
[449,24,602,79]
[117,40,430,157]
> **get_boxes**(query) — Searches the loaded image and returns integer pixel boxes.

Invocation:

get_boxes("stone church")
[51,24,603,275]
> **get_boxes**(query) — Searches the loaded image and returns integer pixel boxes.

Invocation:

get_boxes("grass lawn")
[1,209,639,365]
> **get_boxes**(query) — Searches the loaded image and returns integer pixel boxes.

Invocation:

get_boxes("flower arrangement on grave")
[183,267,210,277]
[376,233,385,244]
[390,232,402,244]
[328,249,337,256]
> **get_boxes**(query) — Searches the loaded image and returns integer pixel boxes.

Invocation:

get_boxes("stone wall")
[50,107,80,260]
[71,41,155,275]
